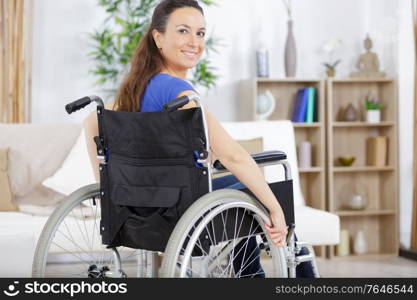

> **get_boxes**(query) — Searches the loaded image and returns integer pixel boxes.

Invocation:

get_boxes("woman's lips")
[182,50,198,58]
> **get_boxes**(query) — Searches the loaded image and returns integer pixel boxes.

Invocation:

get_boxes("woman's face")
[153,7,206,76]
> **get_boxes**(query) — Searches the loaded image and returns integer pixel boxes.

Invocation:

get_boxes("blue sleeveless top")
[140,73,195,112]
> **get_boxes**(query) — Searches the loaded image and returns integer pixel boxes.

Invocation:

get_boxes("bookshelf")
[249,78,326,257]
[326,78,398,258]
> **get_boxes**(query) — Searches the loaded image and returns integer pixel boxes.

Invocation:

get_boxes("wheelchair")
[32,95,320,278]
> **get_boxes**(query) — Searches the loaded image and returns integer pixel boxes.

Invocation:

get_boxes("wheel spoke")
[163,196,283,278]
[36,190,154,278]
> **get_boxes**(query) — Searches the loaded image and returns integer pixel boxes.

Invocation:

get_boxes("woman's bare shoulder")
[177,90,198,109]
[105,99,117,110]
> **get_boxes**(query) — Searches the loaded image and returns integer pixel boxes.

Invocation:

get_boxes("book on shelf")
[291,87,317,123]
[291,89,305,122]
[305,87,315,123]
[313,87,318,122]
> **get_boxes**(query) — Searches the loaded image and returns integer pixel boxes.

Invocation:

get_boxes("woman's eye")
[197,31,206,37]
[179,29,188,34]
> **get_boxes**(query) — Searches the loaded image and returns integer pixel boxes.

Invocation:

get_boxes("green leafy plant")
[88,0,220,97]
[323,60,340,71]
[364,93,384,110]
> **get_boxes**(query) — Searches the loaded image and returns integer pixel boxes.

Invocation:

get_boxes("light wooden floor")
[44,256,417,277]
[315,256,417,277]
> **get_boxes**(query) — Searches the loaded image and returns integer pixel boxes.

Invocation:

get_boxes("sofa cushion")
[42,129,96,195]
[0,227,37,276]
[0,148,17,211]
[236,137,263,154]
[15,185,65,206]
[221,120,305,207]
[295,206,340,245]
[212,137,263,179]
[0,123,81,198]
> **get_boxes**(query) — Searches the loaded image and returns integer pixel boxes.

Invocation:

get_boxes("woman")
[85,0,294,278]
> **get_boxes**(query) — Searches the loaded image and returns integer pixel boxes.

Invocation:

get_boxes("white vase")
[284,20,296,77]
[256,46,269,78]
[366,110,381,123]
[299,141,312,168]
[345,194,367,210]
[353,230,367,255]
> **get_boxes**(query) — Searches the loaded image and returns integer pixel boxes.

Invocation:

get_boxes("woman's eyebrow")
[176,24,206,30]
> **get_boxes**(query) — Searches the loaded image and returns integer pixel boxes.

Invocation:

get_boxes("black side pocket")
[120,212,174,251]
[112,185,182,251]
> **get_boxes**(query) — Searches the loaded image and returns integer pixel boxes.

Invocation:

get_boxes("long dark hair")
[114,0,204,112]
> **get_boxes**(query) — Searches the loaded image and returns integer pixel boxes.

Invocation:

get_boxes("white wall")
[202,0,370,119]
[31,0,414,248]
[397,0,415,249]
[32,0,106,123]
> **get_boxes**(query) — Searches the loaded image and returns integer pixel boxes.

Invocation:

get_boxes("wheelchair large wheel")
[160,189,288,278]
[32,184,158,278]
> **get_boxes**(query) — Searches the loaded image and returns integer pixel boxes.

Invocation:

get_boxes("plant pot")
[326,69,335,77]
[366,109,381,123]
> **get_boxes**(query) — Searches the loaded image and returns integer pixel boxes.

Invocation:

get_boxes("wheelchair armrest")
[212,150,287,171]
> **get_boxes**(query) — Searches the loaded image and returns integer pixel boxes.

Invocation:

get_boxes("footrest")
[213,150,287,171]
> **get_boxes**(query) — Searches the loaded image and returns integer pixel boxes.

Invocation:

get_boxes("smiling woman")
[110,0,206,113]
[152,7,206,78]
[83,0,296,278]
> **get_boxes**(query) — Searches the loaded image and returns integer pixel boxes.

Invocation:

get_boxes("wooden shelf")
[333,121,395,127]
[256,78,321,83]
[248,77,398,259]
[248,79,327,252]
[334,209,396,216]
[333,166,395,172]
[293,122,321,128]
[327,78,398,259]
[299,167,323,173]
[328,78,395,83]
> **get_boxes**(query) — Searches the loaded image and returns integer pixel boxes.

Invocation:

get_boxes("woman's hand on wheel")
[265,210,288,248]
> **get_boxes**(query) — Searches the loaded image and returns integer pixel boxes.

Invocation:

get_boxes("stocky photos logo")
[3,281,20,297]
[3,281,127,297]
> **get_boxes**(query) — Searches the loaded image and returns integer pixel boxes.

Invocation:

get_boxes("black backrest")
[97,107,209,250]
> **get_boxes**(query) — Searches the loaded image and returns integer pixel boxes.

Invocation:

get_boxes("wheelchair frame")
[32,95,320,278]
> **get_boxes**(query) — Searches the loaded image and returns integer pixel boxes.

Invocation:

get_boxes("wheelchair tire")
[32,184,158,278]
[160,189,288,278]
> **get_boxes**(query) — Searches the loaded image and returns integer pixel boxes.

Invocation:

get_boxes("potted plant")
[323,60,340,77]
[364,93,384,123]
[320,39,342,77]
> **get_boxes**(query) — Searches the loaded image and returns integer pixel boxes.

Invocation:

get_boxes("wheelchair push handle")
[65,95,104,114]
[163,95,190,111]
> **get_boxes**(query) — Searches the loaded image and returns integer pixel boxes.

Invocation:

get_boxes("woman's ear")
[152,29,163,49]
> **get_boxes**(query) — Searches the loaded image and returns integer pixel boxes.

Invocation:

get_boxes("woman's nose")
[187,34,199,47]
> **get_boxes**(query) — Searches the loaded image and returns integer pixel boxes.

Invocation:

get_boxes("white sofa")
[0,121,339,277]
[222,121,340,246]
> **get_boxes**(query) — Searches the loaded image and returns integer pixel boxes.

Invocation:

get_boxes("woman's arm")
[178,91,288,247]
